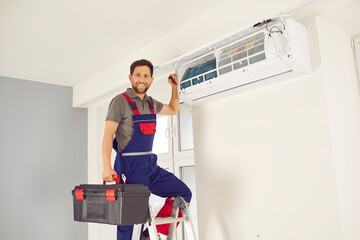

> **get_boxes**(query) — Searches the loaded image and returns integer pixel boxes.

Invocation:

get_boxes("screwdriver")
[169,75,178,86]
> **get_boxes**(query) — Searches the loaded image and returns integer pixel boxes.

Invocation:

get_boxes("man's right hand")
[102,167,118,183]
[102,120,119,183]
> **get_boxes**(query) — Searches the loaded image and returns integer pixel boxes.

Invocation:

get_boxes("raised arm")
[158,73,179,116]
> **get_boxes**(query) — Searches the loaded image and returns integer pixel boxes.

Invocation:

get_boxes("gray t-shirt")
[106,88,163,152]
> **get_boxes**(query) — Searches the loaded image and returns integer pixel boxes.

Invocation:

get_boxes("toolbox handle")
[103,175,120,185]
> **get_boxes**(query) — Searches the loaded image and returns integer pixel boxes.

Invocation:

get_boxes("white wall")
[88,103,118,240]
[316,17,360,240]
[191,16,360,240]
[73,0,303,107]
[77,3,360,240]
[0,76,88,240]
[193,73,342,240]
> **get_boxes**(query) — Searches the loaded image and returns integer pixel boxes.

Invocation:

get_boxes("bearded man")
[102,59,192,240]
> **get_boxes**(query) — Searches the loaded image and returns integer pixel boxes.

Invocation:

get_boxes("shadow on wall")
[195,159,239,239]
[301,17,321,73]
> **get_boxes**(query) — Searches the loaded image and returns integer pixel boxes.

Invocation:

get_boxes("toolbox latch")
[75,189,84,200]
[106,189,116,201]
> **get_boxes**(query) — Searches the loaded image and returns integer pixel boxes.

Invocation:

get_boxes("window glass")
[153,115,169,155]
[178,103,194,151]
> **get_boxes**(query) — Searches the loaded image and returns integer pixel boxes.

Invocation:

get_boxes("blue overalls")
[113,93,192,240]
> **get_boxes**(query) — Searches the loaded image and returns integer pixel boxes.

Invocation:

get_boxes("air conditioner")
[170,18,311,105]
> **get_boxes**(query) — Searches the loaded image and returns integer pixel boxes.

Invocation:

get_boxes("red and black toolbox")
[72,175,150,225]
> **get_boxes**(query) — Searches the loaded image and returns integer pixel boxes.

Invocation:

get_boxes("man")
[102,59,192,240]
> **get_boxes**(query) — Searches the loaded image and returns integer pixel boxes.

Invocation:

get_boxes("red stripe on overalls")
[148,100,155,114]
[122,93,155,115]
[122,93,140,115]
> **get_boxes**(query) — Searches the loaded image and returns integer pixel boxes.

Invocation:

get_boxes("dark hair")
[130,59,154,77]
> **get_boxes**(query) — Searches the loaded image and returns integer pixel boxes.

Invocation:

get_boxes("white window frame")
[173,157,195,178]
[156,102,195,162]
[172,113,195,160]
[152,101,197,240]
[155,115,174,161]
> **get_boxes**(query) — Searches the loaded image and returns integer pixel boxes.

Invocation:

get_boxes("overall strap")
[122,93,155,115]
[122,93,140,115]
[147,97,155,114]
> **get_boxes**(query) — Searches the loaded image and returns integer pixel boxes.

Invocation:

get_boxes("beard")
[132,83,149,94]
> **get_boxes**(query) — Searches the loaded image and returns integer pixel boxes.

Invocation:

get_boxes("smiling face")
[129,65,154,96]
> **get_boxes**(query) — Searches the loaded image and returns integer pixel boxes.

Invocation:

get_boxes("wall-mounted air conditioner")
[167,18,311,105]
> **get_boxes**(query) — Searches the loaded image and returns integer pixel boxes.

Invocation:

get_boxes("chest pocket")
[139,123,156,135]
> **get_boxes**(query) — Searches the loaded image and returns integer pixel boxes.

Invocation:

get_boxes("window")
[153,115,172,157]
[151,102,197,240]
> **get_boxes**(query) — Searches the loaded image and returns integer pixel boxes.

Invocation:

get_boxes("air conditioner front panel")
[180,59,292,104]
[180,57,291,94]
[175,18,311,105]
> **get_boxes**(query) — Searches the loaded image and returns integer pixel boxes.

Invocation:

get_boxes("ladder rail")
[147,204,160,240]
[181,202,197,240]
[134,196,197,240]
[166,205,179,240]
[131,223,142,240]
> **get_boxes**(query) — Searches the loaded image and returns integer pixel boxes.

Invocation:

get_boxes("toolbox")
[72,175,150,225]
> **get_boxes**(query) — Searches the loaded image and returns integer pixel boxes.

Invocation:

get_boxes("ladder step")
[154,216,188,225]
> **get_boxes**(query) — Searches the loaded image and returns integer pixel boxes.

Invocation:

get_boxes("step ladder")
[132,196,197,240]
